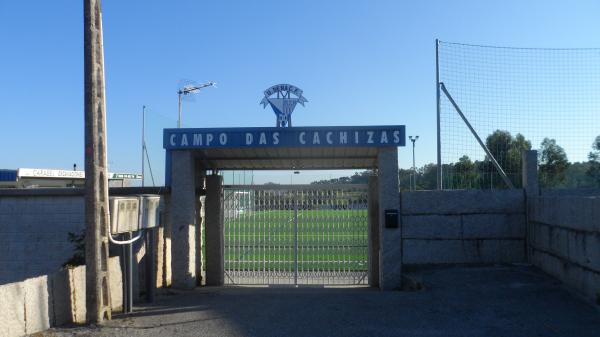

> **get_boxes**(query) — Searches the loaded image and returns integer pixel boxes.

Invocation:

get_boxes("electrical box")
[140,195,161,229]
[384,209,399,228]
[109,197,140,234]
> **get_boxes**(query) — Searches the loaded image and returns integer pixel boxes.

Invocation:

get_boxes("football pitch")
[223,209,368,272]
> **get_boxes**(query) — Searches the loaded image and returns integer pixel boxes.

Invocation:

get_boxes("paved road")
[45,265,600,337]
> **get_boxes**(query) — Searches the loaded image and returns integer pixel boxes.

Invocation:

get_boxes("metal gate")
[223,184,369,285]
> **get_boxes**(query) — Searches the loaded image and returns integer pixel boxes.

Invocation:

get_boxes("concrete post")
[84,0,111,323]
[195,168,206,286]
[378,147,402,290]
[368,175,380,288]
[205,175,224,286]
[522,150,539,263]
[522,150,539,198]
[161,196,172,287]
[169,151,197,289]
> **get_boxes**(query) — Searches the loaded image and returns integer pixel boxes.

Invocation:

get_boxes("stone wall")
[0,256,122,337]
[401,189,527,265]
[0,189,168,294]
[528,196,600,302]
[0,194,84,284]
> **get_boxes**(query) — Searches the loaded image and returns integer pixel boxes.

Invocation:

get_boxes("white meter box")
[109,197,140,234]
[140,195,161,229]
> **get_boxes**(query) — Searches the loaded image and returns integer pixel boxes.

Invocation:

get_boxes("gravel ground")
[43,265,600,337]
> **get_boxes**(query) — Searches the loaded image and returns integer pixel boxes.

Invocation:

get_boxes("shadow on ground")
[45,265,600,337]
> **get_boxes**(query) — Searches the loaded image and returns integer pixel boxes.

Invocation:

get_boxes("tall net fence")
[438,41,600,190]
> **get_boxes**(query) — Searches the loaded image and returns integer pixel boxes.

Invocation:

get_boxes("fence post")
[205,174,224,286]
[522,150,539,197]
[522,150,539,263]
[368,176,380,288]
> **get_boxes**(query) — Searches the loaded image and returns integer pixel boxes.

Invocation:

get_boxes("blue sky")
[1,1,599,184]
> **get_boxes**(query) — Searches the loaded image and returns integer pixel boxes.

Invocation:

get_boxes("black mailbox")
[385,209,399,228]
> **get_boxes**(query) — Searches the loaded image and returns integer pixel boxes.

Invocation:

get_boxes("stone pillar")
[522,150,539,198]
[368,175,380,288]
[378,147,402,290]
[522,150,539,263]
[205,174,224,286]
[169,151,197,289]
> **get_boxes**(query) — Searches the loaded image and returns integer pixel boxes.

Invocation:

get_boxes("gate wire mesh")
[438,41,600,189]
[223,184,369,285]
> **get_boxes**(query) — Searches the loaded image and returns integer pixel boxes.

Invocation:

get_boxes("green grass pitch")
[223,209,369,272]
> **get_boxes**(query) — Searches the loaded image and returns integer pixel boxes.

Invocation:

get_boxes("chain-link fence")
[438,41,600,190]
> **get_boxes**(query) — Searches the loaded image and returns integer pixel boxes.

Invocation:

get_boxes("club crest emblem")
[261,84,308,127]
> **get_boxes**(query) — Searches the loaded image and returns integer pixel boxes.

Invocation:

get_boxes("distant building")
[0,168,142,188]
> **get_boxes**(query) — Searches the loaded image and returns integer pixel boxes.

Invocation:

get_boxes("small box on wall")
[384,209,398,228]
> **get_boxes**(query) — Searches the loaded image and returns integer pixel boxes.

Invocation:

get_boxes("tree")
[417,163,438,190]
[311,170,373,185]
[484,130,531,188]
[586,135,600,187]
[539,138,570,188]
[452,155,477,189]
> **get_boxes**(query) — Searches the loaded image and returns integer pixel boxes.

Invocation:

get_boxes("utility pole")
[409,136,419,191]
[142,105,145,187]
[84,0,112,323]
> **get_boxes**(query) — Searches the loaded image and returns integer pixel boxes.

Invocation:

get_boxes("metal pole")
[178,91,182,128]
[439,83,515,189]
[142,105,145,187]
[294,197,298,286]
[84,0,111,323]
[436,39,442,190]
[127,234,133,313]
[412,140,416,190]
[121,241,128,314]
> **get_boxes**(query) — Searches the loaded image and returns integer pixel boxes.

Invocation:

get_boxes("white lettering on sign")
[393,130,400,143]
[180,134,188,146]
[18,168,86,179]
[367,131,374,144]
[339,131,347,144]
[165,127,404,148]
[193,134,202,146]
[380,131,388,143]
[312,132,320,144]
[326,132,333,144]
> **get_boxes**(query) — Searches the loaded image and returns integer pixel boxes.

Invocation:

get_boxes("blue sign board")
[163,126,405,150]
